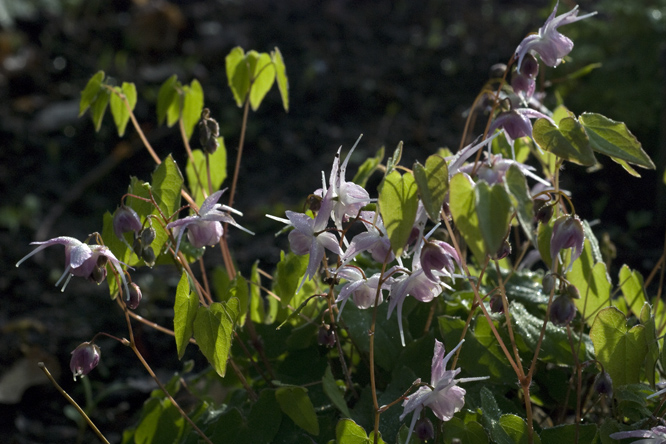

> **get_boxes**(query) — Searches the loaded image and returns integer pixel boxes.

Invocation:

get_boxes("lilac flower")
[459,152,550,187]
[340,211,393,265]
[610,426,666,444]
[515,2,597,73]
[166,189,253,253]
[113,205,142,246]
[420,239,460,282]
[16,236,130,298]
[70,342,101,381]
[335,267,391,318]
[322,135,372,228]
[488,108,554,149]
[400,339,489,444]
[550,214,584,271]
[269,186,343,291]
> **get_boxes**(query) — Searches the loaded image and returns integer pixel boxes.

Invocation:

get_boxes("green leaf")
[619,265,647,319]
[230,272,249,326]
[378,170,419,256]
[441,417,489,444]
[540,424,599,444]
[352,145,384,188]
[568,239,612,326]
[499,414,541,444]
[156,74,179,125]
[248,52,275,111]
[182,79,204,141]
[504,164,535,244]
[90,87,111,132]
[249,260,268,323]
[226,46,250,107]
[192,299,238,377]
[173,272,199,359]
[322,365,351,418]
[79,70,105,116]
[272,47,289,111]
[210,390,282,444]
[537,217,555,270]
[475,181,512,256]
[275,386,319,436]
[579,113,655,170]
[639,303,660,389]
[335,419,385,444]
[272,251,309,308]
[532,117,596,166]
[449,173,485,264]
[134,399,185,444]
[413,154,448,222]
[590,307,648,388]
[614,384,652,422]
[479,387,514,444]
[109,82,136,137]
[185,141,227,207]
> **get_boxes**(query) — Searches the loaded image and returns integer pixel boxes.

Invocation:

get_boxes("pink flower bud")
[550,214,584,268]
[549,294,577,326]
[70,342,101,381]
[420,240,460,282]
[521,54,539,78]
[113,205,142,240]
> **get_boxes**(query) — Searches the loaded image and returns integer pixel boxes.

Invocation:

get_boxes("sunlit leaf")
[590,307,648,388]
[226,46,249,107]
[273,250,309,308]
[182,79,204,140]
[272,47,289,111]
[619,265,647,319]
[134,399,185,444]
[109,82,137,137]
[413,154,448,222]
[504,164,535,245]
[499,414,540,444]
[275,386,319,436]
[79,70,105,116]
[568,239,612,326]
[90,87,111,132]
[192,298,239,377]
[185,141,227,207]
[173,271,198,359]
[533,117,596,166]
[442,417,489,444]
[580,112,655,170]
[449,173,485,264]
[378,169,418,257]
[475,181,512,257]
[156,74,178,125]
[352,145,384,188]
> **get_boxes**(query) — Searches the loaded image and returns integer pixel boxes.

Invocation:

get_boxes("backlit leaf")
[504,164,535,244]
[275,386,319,436]
[568,239,612,326]
[475,181,512,257]
[156,74,178,125]
[173,271,198,359]
[352,145,384,188]
[79,70,105,116]
[378,169,418,257]
[272,47,289,111]
[413,154,448,222]
[185,142,227,207]
[90,88,111,132]
[182,79,204,140]
[192,299,238,377]
[449,173,485,264]
[533,117,596,166]
[109,82,136,137]
[619,265,647,319]
[226,46,249,107]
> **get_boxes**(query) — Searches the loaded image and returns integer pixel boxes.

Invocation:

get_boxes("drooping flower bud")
[511,71,536,100]
[493,240,512,260]
[133,236,143,257]
[490,294,505,314]
[594,371,613,397]
[70,342,101,381]
[415,417,435,441]
[317,324,336,348]
[142,246,156,267]
[521,54,539,78]
[420,239,460,282]
[533,198,554,224]
[113,205,142,241]
[198,108,220,154]
[140,226,156,246]
[542,273,556,295]
[565,283,580,299]
[550,214,585,269]
[128,283,142,309]
[549,294,577,326]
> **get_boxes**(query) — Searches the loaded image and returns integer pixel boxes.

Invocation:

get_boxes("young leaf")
[499,414,541,444]
[275,386,319,436]
[479,388,515,444]
[109,82,137,137]
[504,164,535,245]
[352,145,384,187]
[192,299,239,377]
[413,154,448,222]
[90,87,111,132]
[378,169,419,257]
[181,79,204,141]
[532,117,596,166]
[249,52,275,111]
[568,239,612,326]
[79,70,105,116]
[272,47,289,111]
[173,272,199,359]
[272,250,309,308]
[619,265,647,320]
[226,46,250,107]
[475,181,512,257]
[449,173,485,264]
[590,306,648,388]
[335,419,382,444]
[580,112,655,170]
[185,140,227,207]
[639,303,659,388]
[156,74,178,125]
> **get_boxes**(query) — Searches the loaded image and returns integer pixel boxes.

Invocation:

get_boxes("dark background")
[1,0,664,442]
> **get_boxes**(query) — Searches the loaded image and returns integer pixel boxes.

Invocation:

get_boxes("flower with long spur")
[610,426,666,444]
[267,185,343,292]
[515,2,596,74]
[550,213,584,272]
[334,265,392,319]
[339,211,394,265]
[16,235,131,299]
[401,339,489,444]
[166,188,254,254]
[317,135,372,229]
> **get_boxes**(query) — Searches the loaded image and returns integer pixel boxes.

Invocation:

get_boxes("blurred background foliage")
[0,0,663,442]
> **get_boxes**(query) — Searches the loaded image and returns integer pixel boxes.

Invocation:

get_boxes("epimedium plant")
[15,3,666,444]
